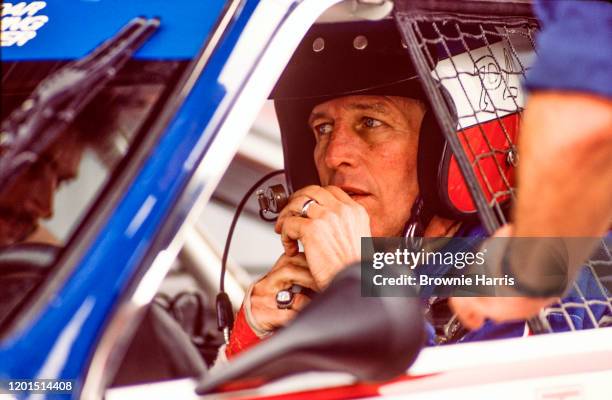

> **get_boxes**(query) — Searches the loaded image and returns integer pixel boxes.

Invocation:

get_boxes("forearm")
[514,92,612,237]
[512,92,612,286]
[518,0,612,238]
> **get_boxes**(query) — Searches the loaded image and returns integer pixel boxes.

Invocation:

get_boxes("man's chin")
[0,216,37,247]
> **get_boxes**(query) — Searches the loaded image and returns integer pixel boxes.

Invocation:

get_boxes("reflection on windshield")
[0,60,186,326]
[0,82,167,248]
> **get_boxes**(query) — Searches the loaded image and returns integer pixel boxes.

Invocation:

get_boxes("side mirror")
[196,264,425,394]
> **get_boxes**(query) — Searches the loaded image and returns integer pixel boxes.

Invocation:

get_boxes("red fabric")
[225,305,264,359]
[447,113,519,213]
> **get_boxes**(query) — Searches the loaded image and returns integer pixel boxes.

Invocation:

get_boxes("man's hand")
[449,296,556,330]
[250,253,318,332]
[449,224,556,329]
[275,185,371,290]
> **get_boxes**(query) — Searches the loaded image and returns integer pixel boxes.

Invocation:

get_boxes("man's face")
[0,134,83,246]
[309,95,425,236]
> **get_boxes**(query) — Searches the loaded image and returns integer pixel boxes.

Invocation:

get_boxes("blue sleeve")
[424,321,437,346]
[526,0,612,98]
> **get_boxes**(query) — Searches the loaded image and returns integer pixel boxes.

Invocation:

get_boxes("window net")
[394,1,612,333]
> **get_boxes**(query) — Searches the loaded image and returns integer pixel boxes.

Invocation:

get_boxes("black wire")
[220,169,285,292]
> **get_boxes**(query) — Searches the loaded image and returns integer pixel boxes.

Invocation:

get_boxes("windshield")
[0,58,187,326]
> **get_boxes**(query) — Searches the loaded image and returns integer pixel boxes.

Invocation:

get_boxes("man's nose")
[323,124,360,170]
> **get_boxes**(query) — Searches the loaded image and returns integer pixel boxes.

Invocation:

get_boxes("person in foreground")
[450,0,612,329]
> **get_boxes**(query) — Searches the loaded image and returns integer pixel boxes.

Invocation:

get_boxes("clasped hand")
[275,185,371,289]
[250,185,370,332]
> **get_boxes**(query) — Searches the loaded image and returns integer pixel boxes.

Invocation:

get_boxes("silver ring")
[300,199,317,218]
[276,289,293,309]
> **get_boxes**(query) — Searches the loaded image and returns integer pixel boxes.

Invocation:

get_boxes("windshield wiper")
[0,17,160,191]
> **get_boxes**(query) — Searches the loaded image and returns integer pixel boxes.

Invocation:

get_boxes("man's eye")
[362,117,382,128]
[315,123,333,135]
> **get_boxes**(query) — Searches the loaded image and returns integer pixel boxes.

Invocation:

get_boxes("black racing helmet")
[269,19,507,228]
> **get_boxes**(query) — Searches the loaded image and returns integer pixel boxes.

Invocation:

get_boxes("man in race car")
[0,126,84,247]
[219,20,609,360]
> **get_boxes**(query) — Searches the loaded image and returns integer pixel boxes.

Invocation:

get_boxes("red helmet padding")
[445,113,519,214]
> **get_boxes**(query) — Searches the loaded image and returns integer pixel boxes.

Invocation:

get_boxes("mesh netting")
[540,239,612,332]
[395,5,612,333]
[396,11,539,231]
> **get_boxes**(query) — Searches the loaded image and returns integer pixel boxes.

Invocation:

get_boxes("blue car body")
[1,0,306,397]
